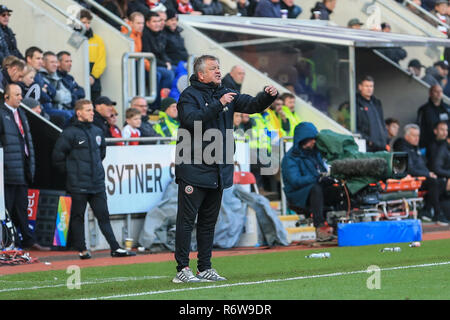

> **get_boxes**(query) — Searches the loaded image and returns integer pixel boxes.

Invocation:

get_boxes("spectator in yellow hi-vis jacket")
[79,9,106,102]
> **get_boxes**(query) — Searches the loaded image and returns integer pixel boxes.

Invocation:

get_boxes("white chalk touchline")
[86,261,450,300]
[0,275,168,293]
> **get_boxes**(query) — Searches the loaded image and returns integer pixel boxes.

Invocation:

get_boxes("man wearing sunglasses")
[0,5,23,65]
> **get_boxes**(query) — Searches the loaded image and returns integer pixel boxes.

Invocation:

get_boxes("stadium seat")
[233,171,259,194]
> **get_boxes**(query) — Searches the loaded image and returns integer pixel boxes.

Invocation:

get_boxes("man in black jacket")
[428,121,450,190]
[0,5,24,65]
[173,55,278,283]
[356,75,388,152]
[393,124,449,225]
[142,11,175,109]
[0,84,49,250]
[222,65,246,93]
[417,84,450,149]
[52,99,136,259]
[93,95,115,137]
[163,9,188,66]
[310,0,335,20]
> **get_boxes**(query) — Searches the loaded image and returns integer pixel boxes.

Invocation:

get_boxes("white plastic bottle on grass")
[380,247,401,252]
[305,252,331,258]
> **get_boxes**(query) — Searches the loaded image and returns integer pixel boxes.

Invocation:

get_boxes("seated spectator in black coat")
[192,0,224,15]
[97,0,129,30]
[377,22,407,64]
[408,58,424,78]
[0,56,25,91]
[422,60,449,88]
[93,95,116,137]
[128,0,151,15]
[393,124,449,225]
[0,5,24,65]
[280,0,302,19]
[428,122,450,193]
[57,51,86,109]
[417,84,450,149]
[237,0,251,16]
[163,9,189,66]
[254,0,281,17]
[310,0,335,20]
[142,11,175,109]
[222,65,246,93]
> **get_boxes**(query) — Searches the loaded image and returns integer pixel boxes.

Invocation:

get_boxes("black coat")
[221,73,242,93]
[393,138,430,178]
[356,93,388,152]
[175,75,277,189]
[92,111,111,138]
[0,25,23,62]
[0,104,35,185]
[52,119,106,193]
[417,99,450,149]
[163,26,188,65]
[310,2,332,20]
[192,0,223,15]
[142,27,171,67]
[429,139,450,178]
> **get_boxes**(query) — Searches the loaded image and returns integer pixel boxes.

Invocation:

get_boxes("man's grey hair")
[193,55,219,76]
[130,96,146,107]
[404,123,420,136]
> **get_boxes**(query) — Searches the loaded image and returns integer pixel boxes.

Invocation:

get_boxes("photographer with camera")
[281,122,334,241]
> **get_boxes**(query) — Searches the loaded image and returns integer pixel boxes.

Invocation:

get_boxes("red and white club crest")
[185,185,194,194]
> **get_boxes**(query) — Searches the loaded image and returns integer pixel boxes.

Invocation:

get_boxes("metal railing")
[402,0,450,31]
[79,0,132,36]
[105,136,176,145]
[122,52,157,116]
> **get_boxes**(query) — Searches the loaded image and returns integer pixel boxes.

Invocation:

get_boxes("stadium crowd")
[1,0,450,253]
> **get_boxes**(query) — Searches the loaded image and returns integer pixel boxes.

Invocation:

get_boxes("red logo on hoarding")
[27,189,40,221]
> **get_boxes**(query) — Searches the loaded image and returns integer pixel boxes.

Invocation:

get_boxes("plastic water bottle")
[380,247,401,252]
[305,252,331,258]
[409,242,421,247]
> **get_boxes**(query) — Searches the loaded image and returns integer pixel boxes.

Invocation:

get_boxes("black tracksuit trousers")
[68,191,120,252]
[175,180,223,273]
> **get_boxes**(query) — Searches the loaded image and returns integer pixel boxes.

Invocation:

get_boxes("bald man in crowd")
[221,65,246,93]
